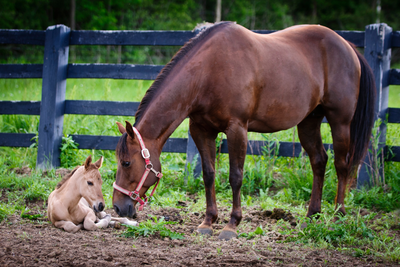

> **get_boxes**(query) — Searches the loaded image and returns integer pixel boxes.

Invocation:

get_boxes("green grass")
[280,211,400,261]
[1,59,400,263]
[121,215,184,240]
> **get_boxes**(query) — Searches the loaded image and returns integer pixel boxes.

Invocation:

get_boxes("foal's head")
[79,155,105,212]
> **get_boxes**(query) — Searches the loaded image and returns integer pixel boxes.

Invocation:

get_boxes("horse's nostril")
[128,204,133,217]
[114,204,120,215]
[98,202,104,211]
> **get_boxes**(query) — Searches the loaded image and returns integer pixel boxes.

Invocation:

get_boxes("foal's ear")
[94,156,103,169]
[125,120,135,140]
[116,121,126,134]
[84,155,92,170]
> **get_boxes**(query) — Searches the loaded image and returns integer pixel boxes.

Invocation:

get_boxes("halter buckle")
[141,148,150,159]
[130,191,140,201]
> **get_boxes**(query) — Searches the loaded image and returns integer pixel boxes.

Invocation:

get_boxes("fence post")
[357,23,392,188]
[36,25,70,169]
[185,130,202,178]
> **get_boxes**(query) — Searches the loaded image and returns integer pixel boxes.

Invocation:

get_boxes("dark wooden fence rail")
[1,23,399,187]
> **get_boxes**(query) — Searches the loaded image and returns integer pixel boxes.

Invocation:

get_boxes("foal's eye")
[87,181,94,186]
[121,161,131,167]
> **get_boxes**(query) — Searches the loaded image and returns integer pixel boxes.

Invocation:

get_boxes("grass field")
[1,59,400,262]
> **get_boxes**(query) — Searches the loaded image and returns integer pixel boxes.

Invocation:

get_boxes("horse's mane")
[116,132,129,160]
[134,21,234,126]
[56,164,98,189]
[56,166,80,189]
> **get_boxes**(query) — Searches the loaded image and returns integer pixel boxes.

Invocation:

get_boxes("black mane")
[134,21,233,126]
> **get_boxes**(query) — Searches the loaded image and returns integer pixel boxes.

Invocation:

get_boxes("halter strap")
[113,127,162,211]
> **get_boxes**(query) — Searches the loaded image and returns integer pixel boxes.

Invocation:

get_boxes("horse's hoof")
[218,230,237,240]
[197,227,213,236]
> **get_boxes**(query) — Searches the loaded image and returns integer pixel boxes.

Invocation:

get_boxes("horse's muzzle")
[113,203,136,218]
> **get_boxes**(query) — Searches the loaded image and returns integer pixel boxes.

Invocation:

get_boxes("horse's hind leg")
[325,118,352,215]
[54,221,84,233]
[189,120,219,236]
[297,111,328,217]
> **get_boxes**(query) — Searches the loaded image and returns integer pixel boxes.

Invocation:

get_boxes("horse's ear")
[125,120,135,140]
[116,121,126,134]
[94,156,103,169]
[84,155,92,170]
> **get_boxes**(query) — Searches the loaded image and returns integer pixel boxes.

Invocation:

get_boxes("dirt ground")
[1,197,399,267]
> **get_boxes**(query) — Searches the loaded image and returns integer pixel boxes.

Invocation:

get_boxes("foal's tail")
[348,45,376,173]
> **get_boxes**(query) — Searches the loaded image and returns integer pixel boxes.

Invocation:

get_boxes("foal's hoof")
[218,230,237,240]
[197,227,213,236]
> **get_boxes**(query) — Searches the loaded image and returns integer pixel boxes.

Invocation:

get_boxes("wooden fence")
[1,23,400,188]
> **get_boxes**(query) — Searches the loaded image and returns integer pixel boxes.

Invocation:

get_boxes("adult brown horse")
[113,22,375,240]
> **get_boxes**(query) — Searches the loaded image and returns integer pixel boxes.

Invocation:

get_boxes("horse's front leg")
[84,210,111,230]
[219,122,248,240]
[189,121,218,236]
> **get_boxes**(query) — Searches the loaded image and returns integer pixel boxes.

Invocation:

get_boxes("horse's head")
[113,121,161,218]
[80,155,105,212]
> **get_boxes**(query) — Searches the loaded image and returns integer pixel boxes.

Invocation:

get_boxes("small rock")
[114,222,121,229]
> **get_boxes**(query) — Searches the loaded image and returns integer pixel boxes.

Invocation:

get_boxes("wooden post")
[357,23,392,188]
[185,130,202,178]
[36,25,70,169]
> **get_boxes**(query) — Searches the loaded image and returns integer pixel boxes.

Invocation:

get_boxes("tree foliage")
[0,0,398,31]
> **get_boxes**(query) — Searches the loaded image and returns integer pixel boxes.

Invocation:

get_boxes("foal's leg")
[219,122,248,240]
[297,114,328,217]
[54,221,84,233]
[189,121,219,236]
[84,210,111,230]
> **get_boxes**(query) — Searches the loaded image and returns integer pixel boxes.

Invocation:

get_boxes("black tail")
[349,45,376,172]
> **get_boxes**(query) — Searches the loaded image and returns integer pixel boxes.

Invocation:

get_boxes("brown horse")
[113,22,375,240]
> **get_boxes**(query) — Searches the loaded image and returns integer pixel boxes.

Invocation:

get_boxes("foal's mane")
[56,166,80,189]
[134,21,233,126]
[56,164,98,189]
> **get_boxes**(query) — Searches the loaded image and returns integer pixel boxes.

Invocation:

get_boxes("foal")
[47,156,111,232]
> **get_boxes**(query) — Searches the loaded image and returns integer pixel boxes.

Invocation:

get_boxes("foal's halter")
[113,127,163,211]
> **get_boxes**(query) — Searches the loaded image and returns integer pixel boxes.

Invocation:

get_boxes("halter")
[113,127,163,211]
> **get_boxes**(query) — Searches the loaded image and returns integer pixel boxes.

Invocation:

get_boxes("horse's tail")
[348,45,376,173]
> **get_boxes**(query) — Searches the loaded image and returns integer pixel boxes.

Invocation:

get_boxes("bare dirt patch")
[1,200,399,267]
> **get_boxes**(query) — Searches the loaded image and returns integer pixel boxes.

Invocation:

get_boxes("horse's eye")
[121,161,131,167]
[87,181,94,186]
[122,161,131,167]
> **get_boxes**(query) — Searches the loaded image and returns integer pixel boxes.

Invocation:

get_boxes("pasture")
[1,27,400,265]
[1,75,400,265]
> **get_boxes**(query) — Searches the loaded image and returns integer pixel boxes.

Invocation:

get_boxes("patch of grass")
[121,215,184,240]
[0,202,16,222]
[280,211,400,261]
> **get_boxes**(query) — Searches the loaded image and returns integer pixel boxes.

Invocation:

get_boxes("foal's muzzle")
[94,202,104,212]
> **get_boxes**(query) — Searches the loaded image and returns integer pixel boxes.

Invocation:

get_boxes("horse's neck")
[59,168,84,209]
[136,82,193,149]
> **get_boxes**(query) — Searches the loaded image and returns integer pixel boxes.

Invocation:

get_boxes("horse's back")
[191,23,360,132]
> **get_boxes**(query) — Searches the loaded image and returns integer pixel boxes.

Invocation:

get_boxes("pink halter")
[113,127,162,211]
